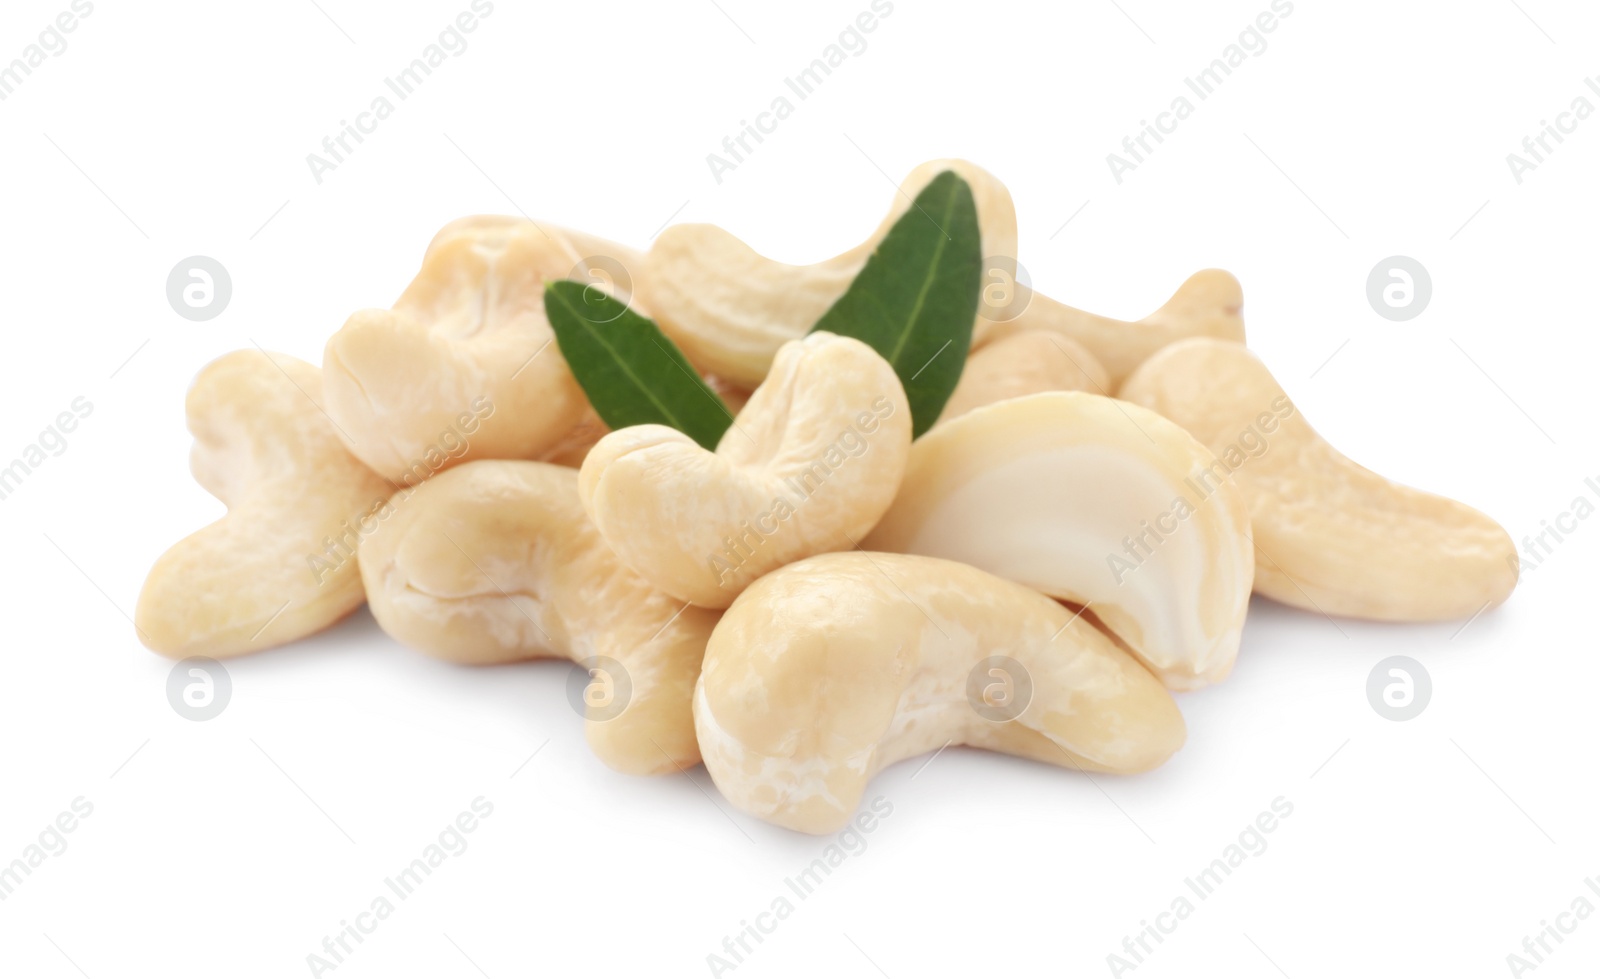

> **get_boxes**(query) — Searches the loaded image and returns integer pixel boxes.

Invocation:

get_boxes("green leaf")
[544,281,734,450]
[809,169,981,437]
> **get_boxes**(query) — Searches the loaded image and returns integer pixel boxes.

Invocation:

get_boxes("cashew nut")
[1120,338,1519,621]
[135,351,394,658]
[534,406,610,469]
[423,214,639,271]
[641,159,1018,387]
[936,330,1109,425]
[577,331,911,609]
[983,269,1246,388]
[357,459,715,774]
[694,552,1186,834]
[323,217,643,483]
[863,392,1254,690]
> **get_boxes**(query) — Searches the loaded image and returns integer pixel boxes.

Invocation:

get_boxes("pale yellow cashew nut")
[535,407,611,469]
[695,552,1186,835]
[135,351,394,658]
[985,268,1247,389]
[1119,338,1519,621]
[578,332,912,609]
[358,460,715,774]
[323,217,643,483]
[936,331,1110,425]
[865,392,1254,690]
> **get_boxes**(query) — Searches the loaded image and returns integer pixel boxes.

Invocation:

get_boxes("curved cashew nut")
[984,269,1246,388]
[578,332,912,608]
[135,351,393,658]
[936,331,1109,425]
[323,218,642,483]
[641,159,1018,387]
[357,460,716,774]
[864,391,1254,690]
[695,552,1186,834]
[1120,338,1518,620]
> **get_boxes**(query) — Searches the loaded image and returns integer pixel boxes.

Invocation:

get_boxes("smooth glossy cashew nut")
[578,331,912,609]
[984,269,1246,388]
[694,552,1186,834]
[358,460,716,774]
[936,330,1109,425]
[641,159,1019,387]
[323,217,643,483]
[136,351,394,658]
[1119,338,1519,621]
[864,392,1254,690]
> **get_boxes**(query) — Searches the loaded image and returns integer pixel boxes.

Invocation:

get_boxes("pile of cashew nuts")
[136,160,1518,835]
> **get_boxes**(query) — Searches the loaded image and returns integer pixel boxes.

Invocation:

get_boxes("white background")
[1,1,1596,976]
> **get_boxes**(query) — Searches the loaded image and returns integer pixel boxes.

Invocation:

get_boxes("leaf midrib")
[885,180,958,369]
[548,285,688,430]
